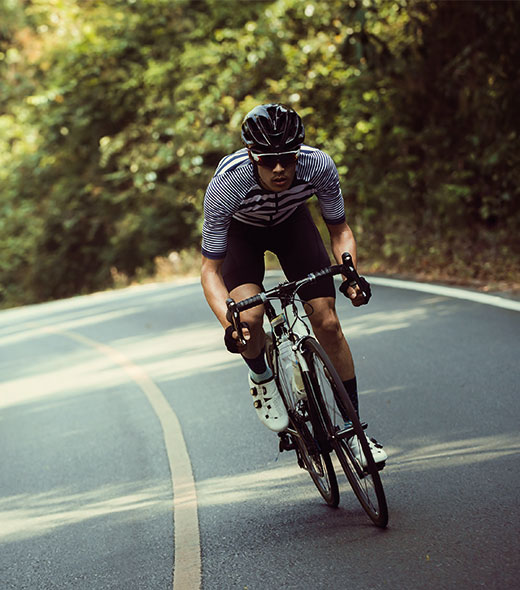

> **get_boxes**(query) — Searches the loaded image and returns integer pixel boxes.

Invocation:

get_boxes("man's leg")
[228,282,289,432]
[306,296,359,415]
[307,296,387,465]
[221,219,267,365]
[306,296,354,379]
[229,282,265,361]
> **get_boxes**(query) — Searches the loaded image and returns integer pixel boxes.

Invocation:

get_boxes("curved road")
[0,276,519,589]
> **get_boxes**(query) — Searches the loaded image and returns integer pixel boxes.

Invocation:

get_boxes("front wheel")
[303,337,388,528]
[266,333,339,507]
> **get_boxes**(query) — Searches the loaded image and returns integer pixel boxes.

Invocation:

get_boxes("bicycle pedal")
[360,460,385,476]
[278,433,296,452]
[294,449,305,468]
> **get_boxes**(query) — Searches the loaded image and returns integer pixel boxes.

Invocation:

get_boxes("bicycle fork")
[279,342,333,457]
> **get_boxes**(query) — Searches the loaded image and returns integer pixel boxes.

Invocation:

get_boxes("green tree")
[1,0,518,308]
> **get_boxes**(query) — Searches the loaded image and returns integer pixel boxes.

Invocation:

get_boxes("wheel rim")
[306,340,388,527]
[292,406,338,506]
[334,435,388,526]
[270,334,339,507]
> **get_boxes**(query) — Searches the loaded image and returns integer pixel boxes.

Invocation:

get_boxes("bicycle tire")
[265,333,339,507]
[303,337,389,527]
[291,413,339,508]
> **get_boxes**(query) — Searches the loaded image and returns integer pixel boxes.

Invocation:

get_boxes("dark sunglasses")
[250,149,300,169]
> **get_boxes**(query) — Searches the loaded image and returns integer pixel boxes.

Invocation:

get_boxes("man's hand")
[339,276,372,306]
[224,322,250,353]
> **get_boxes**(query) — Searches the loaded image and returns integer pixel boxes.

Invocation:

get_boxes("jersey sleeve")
[312,151,346,225]
[201,175,233,260]
[201,149,252,259]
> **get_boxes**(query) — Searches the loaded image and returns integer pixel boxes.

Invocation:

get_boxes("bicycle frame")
[225,253,389,525]
[264,298,312,425]
[226,251,356,424]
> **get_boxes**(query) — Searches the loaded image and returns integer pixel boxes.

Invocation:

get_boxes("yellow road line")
[43,327,201,590]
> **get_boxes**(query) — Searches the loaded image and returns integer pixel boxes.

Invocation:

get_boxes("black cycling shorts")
[222,205,335,301]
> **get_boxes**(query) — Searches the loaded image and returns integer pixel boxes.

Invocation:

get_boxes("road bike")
[226,253,388,528]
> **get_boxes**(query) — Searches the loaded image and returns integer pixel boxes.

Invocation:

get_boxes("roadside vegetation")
[1,0,519,308]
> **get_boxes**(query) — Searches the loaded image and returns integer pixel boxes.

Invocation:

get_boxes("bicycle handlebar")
[226,252,363,344]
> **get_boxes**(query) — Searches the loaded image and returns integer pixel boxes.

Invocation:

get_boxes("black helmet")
[241,103,305,153]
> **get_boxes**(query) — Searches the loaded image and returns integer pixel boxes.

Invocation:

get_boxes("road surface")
[1,276,518,589]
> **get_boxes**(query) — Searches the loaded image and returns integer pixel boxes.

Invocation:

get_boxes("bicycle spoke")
[271,336,339,508]
[304,338,388,527]
[232,259,389,526]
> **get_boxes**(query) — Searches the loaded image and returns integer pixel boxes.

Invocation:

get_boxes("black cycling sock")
[343,377,359,419]
[243,348,268,377]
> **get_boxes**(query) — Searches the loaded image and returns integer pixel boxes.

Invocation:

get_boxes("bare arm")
[326,221,367,306]
[200,255,230,328]
[201,255,252,352]
[327,220,358,268]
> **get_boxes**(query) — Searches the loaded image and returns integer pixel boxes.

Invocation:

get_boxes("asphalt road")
[1,276,519,590]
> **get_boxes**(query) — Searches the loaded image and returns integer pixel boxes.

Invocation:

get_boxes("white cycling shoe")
[249,375,289,433]
[348,433,387,469]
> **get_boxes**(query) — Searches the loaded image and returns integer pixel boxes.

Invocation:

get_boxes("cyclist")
[200,103,387,466]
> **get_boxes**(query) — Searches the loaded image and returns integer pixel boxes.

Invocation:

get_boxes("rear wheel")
[303,337,388,527]
[266,333,339,507]
[291,400,339,507]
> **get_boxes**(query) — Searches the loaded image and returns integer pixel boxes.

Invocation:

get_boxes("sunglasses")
[250,149,300,169]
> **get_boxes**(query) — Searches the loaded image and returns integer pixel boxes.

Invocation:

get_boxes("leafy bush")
[1,0,518,307]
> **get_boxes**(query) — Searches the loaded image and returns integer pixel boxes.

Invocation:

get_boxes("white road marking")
[265,269,520,312]
[41,327,201,590]
[368,277,520,312]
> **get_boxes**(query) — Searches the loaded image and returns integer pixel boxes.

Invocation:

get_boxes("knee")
[312,310,343,342]
[241,306,264,334]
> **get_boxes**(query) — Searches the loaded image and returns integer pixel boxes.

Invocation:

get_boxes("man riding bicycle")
[200,103,387,466]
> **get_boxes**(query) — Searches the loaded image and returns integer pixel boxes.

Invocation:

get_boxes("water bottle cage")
[271,313,287,340]
[274,325,287,339]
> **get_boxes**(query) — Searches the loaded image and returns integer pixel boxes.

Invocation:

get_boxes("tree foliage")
[1,0,519,307]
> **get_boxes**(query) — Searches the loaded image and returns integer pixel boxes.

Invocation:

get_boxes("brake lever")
[225,298,247,346]
[341,252,367,299]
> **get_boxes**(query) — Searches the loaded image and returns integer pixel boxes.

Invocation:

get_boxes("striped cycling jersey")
[201,145,346,260]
